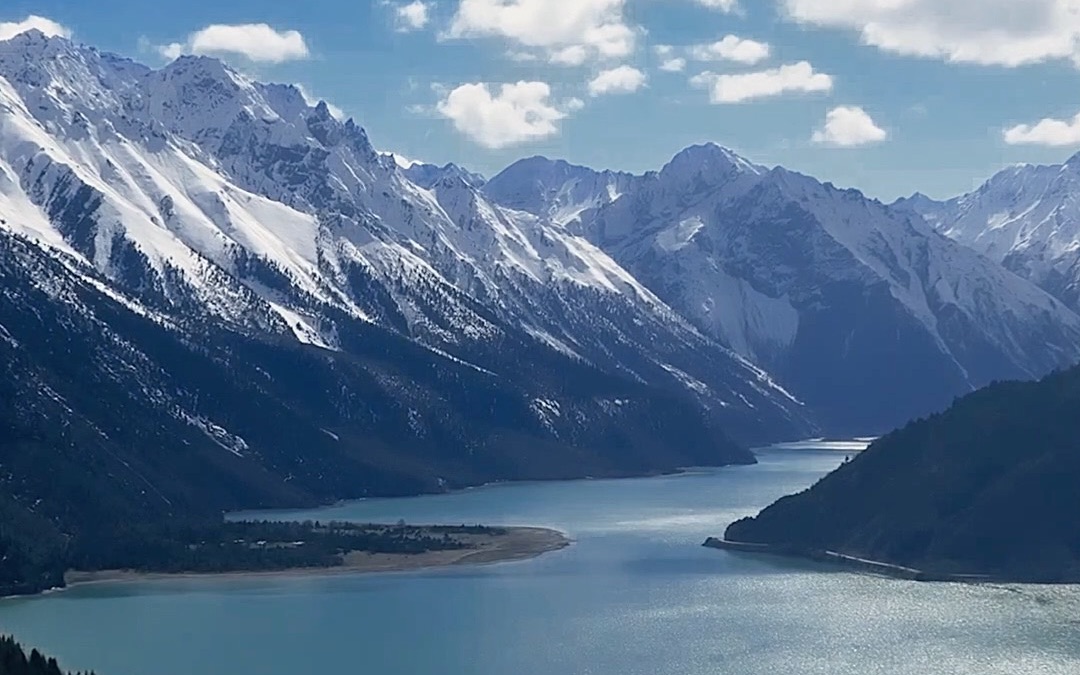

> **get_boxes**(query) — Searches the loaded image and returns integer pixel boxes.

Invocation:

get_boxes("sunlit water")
[1,446,1079,675]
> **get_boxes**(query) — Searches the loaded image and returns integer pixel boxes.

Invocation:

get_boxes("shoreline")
[228,440,845,522]
[62,526,571,589]
[703,537,1079,585]
[226,467,751,524]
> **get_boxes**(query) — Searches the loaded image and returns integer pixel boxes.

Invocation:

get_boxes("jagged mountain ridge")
[895,155,1080,312]
[483,144,1080,432]
[483,156,638,226]
[402,161,486,190]
[0,30,813,444]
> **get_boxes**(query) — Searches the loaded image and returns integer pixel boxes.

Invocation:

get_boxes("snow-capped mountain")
[0,30,812,454]
[485,145,1080,432]
[483,156,638,227]
[402,161,486,190]
[895,156,1080,311]
[7,29,1076,450]
[0,219,767,570]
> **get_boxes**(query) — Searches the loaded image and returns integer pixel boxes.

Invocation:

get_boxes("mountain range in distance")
[482,148,1080,432]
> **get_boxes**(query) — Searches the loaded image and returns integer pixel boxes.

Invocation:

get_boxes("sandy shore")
[63,527,571,587]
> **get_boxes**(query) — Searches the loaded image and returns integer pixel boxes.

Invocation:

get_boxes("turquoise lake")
[2,445,1079,675]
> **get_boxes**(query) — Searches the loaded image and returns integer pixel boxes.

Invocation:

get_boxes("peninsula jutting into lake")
[44,520,570,592]
[63,524,570,585]
[713,367,1080,584]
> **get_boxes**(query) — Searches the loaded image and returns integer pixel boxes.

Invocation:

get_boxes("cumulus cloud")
[0,15,71,41]
[436,81,578,148]
[157,43,185,60]
[447,0,635,65]
[157,24,310,64]
[1004,112,1080,146]
[587,65,647,96]
[689,35,771,64]
[781,0,1080,68]
[691,61,833,104]
[654,45,687,72]
[550,45,589,66]
[394,1,432,32]
[812,106,888,147]
[659,57,687,72]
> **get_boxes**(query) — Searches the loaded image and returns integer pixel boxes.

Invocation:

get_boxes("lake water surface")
[2,445,1079,675]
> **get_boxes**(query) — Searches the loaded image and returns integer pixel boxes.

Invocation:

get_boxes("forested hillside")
[0,636,94,675]
[725,367,1080,581]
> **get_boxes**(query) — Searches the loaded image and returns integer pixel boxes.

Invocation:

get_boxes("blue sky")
[6,0,1080,200]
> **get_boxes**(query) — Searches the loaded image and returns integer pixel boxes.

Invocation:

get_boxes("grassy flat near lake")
[63,525,571,586]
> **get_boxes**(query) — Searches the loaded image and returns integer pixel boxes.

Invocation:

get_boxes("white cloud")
[436,81,577,148]
[587,65,647,96]
[694,0,740,11]
[781,0,1080,68]
[395,1,432,32]
[447,0,636,64]
[157,42,185,60]
[659,57,687,72]
[654,45,687,72]
[691,61,833,103]
[0,15,71,41]
[507,50,540,62]
[550,45,589,66]
[565,97,586,111]
[689,35,771,64]
[1004,112,1080,146]
[157,24,310,64]
[812,106,887,147]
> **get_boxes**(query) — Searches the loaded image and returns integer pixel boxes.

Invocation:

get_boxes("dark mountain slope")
[0,230,750,595]
[724,367,1080,581]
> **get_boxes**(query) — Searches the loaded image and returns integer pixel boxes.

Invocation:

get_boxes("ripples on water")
[1,446,1078,675]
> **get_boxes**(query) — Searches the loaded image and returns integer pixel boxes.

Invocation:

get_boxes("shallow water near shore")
[2,445,1079,675]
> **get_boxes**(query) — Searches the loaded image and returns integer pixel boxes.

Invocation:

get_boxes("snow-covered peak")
[0,28,75,56]
[0,30,148,124]
[404,162,486,190]
[1062,150,1080,171]
[659,143,765,185]
[146,56,282,142]
[767,166,879,206]
[892,191,942,216]
[575,141,1080,431]
[919,155,1080,310]
[484,156,637,227]
[254,82,313,122]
